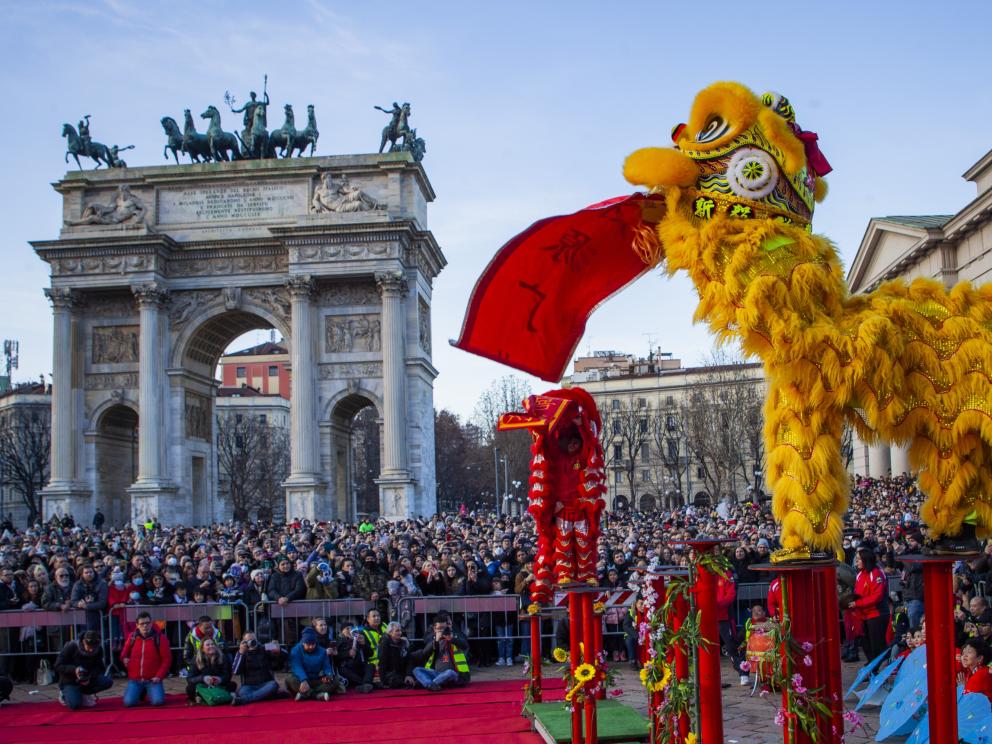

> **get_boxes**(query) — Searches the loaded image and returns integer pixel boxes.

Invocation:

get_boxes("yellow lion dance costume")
[624,81,992,561]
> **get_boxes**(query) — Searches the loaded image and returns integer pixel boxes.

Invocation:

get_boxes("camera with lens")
[247,638,259,650]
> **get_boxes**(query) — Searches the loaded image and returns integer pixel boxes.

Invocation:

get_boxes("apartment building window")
[268,366,278,376]
[667,438,678,459]
[612,420,620,435]
[666,415,677,431]
[641,469,650,482]
[697,466,705,478]
[236,366,246,377]
[615,471,623,484]
[259,414,267,424]
[611,399,620,411]
[639,418,648,433]
[640,443,650,460]
[637,397,646,408]
[666,395,675,406]
[613,444,623,460]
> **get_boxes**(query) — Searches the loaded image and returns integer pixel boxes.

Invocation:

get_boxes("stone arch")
[693,491,712,507]
[326,391,383,520]
[639,493,657,512]
[613,494,630,511]
[171,303,291,377]
[94,403,139,527]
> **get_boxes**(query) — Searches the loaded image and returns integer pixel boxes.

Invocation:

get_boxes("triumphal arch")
[33,154,445,526]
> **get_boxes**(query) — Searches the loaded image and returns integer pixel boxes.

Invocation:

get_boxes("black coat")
[265,569,305,602]
[377,636,410,686]
[54,641,105,686]
[232,648,274,687]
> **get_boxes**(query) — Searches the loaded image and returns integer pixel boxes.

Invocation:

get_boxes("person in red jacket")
[958,639,992,702]
[121,611,172,706]
[715,572,745,684]
[847,549,889,663]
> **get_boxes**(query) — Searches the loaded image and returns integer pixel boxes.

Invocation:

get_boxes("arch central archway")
[172,308,292,525]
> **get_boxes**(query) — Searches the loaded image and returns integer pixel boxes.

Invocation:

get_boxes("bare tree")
[650,405,688,507]
[216,413,289,522]
[471,375,534,511]
[351,406,381,516]
[0,411,50,523]
[681,350,764,504]
[612,399,652,508]
[435,409,489,512]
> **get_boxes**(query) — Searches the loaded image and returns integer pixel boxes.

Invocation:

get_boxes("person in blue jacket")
[286,627,335,701]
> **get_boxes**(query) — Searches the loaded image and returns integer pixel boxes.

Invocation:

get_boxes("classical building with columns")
[33,154,445,527]
[846,145,992,477]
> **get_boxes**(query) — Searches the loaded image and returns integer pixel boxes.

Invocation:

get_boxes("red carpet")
[0,679,564,744]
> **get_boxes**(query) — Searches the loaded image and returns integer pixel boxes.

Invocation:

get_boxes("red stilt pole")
[780,568,818,744]
[916,557,960,744]
[815,565,843,744]
[686,541,725,744]
[569,592,583,744]
[530,613,543,703]
[582,593,598,744]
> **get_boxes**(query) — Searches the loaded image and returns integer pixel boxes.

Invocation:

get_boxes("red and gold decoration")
[499,387,606,604]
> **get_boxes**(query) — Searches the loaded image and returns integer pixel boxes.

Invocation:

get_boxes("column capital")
[285,274,316,299]
[375,270,408,298]
[132,282,170,308]
[44,287,79,310]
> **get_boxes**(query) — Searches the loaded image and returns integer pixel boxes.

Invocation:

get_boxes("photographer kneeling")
[231,631,279,705]
[410,619,470,692]
[54,631,113,709]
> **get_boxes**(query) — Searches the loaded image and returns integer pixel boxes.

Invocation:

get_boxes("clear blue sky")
[2,1,991,418]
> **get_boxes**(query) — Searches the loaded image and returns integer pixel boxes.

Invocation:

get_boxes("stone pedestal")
[284,479,330,522]
[128,482,179,526]
[376,476,417,520]
[867,442,891,478]
[41,485,92,523]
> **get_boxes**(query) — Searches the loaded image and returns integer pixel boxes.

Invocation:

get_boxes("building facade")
[218,340,290,399]
[563,353,766,511]
[0,382,52,527]
[846,146,992,477]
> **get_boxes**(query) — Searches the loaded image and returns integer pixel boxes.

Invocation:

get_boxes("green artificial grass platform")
[523,700,649,743]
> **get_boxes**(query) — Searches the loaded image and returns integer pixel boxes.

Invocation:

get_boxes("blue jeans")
[412,667,458,689]
[123,679,166,707]
[61,674,113,710]
[906,600,924,630]
[496,624,513,660]
[236,680,279,703]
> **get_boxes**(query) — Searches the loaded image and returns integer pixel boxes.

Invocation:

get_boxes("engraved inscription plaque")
[157,181,309,224]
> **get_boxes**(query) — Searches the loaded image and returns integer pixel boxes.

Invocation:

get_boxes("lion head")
[624,82,830,228]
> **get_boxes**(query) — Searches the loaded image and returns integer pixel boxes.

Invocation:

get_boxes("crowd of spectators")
[0,473,989,703]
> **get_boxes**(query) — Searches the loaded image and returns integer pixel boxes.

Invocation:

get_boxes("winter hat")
[301,627,320,645]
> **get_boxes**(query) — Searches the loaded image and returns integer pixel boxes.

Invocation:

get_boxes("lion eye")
[695,116,729,144]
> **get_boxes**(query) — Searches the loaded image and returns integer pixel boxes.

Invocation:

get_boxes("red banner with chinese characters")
[453,193,662,382]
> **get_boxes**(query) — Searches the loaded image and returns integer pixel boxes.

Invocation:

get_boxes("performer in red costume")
[498,388,606,604]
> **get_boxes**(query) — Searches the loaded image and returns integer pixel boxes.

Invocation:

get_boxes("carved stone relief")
[293,243,394,262]
[170,253,287,277]
[325,314,381,353]
[243,287,291,328]
[168,290,218,327]
[84,372,139,390]
[50,254,155,276]
[83,296,136,318]
[92,325,139,364]
[418,298,431,354]
[318,362,383,380]
[185,391,212,440]
[317,282,380,306]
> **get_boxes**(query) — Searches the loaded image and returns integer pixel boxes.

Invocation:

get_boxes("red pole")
[815,566,843,744]
[780,569,817,744]
[569,592,583,743]
[530,613,543,703]
[688,542,725,744]
[920,558,959,744]
[582,593,598,744]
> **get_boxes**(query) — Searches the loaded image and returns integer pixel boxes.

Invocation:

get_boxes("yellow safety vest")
[425,642,469,673]
[361,627,382,664]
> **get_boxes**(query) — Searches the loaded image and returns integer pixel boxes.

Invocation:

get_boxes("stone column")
[867,442,891,478]
[283,275,327,521]
[133,283,169,483]
[375,270,416,519]
[128,282,176,525]
[377,270,409,475]
[890,445,911,477]
[41,288,91,521]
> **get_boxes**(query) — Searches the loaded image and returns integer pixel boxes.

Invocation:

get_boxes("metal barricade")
[0,608,95,681]
[253,599,373,650]
[118,602,249,673]
[734,582,772,626]
[396,594,522,663]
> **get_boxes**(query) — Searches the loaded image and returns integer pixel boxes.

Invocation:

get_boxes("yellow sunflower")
[686,734,697,744]
[593,601,606,614]
[574,663,596,683]
[527,603,540,615]
[552,647,569,663]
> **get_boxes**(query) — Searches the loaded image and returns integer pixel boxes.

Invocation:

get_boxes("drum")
[746,621,777,679]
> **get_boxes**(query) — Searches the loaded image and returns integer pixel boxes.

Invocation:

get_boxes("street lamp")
[493,446,501,516]
[511,479,522,516]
